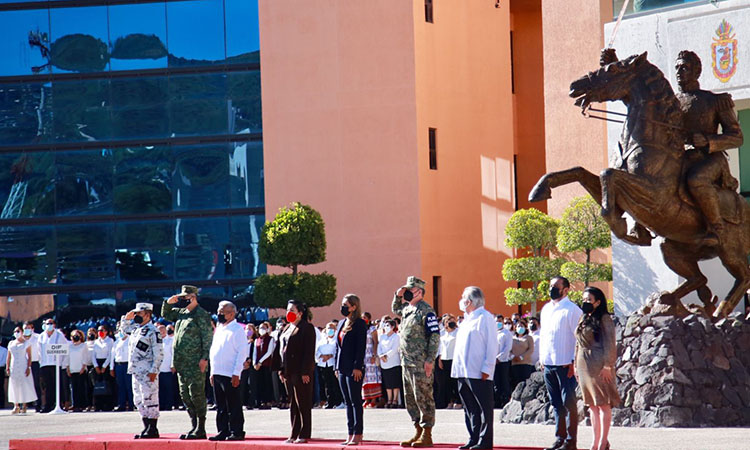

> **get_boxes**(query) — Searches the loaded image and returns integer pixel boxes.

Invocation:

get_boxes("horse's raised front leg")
[528,167,602,204]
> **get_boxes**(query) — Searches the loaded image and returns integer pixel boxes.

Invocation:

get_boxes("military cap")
[134,302,153,311]
[180,285,199,295]
[403,276,426,290]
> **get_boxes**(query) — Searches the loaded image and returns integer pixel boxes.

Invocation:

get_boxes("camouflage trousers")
[132,372,159,419]
[402,364,435,428]
[177,367,207,418]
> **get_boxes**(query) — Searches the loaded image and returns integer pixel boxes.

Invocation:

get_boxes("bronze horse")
[528,52,750,318]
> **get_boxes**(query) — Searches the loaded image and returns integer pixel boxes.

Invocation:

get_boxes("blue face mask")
[496,322,503,330]
[517,327,526,335]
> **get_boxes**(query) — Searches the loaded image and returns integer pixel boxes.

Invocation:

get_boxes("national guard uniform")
[121,302,163,439]
[161,285,214,440]
[392,276,440,448]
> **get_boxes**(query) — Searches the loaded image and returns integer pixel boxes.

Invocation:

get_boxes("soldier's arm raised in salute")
[392,287,407,316]
[161,297,179,322]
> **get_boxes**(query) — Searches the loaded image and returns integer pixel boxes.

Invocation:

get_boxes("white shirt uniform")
[496,328,513,363]
[451,306,498,380]
[209,319,249,378]
[377,332,401,370]
[160,335,174,373]
[93,336,114,368]
[438,330,457,361]
[27,333,40,362]
[66,343,90,373]
[111,336,129,369]
[530,330,541,365]
[39,330,68,367]
[315,337,336,368]
[539,296,583,366]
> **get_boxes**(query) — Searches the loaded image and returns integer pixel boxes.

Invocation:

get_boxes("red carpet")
[9,434,544,450]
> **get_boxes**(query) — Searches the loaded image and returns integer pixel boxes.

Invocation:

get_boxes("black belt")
[115,362,128,366]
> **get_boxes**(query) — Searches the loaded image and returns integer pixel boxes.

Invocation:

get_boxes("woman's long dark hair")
[287,299,310,322]
[578,286,609,342]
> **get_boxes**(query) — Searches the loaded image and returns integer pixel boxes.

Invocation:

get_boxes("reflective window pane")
[229,141,264,208]
[109,2,168,71]
[0,225,53,288]
[0,83,53,146]
[55,150,113,216]
[56,223,115,285]
[51,79,111,143]
[110,76,168,140]
[0,9,51,76]
[228,71,262,134]
[167,0,225,67]
[0,152,56,218]
[113,145,173,214]
[169,73,228,136]
[115,221,174,282]
[229,214,264,279]
[225,0,260,61]
[173,144,230,211]
[49,7,109,73]
[175,217,229,280]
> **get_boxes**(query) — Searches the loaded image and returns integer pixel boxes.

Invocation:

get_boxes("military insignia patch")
[424,313,439,334]
[712,19,738,83]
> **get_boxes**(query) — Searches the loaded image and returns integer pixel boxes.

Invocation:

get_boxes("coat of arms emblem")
[711,19,738,83]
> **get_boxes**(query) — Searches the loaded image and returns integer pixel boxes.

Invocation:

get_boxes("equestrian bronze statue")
[529,49,746,318]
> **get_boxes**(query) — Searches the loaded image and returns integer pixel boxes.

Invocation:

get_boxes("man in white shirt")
[315,322,342,408]
[451,287,498,450]
[38,318,68,412]
[111,329,133,411]
[494,315,513,407]
[158,324,175,411]
[529,317,541,366]
[208,301,249,441]
[539,276,583,450]
[22,322,42,412]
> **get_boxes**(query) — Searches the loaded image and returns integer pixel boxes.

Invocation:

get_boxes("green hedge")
[254,272,337,309]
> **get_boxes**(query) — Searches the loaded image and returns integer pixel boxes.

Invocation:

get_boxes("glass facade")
[0,0,265,329]
[613,0,706,17]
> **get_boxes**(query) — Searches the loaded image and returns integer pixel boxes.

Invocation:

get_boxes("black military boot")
[179,413,197,439]
[134,418,149,439]
[186,416,207,439]
[140,419,160,439]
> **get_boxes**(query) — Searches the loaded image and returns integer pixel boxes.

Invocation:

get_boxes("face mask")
[340,305,350,317]
[72,335,80,342]
[513,319,519,324]
[167,329,174,335]
[286,311,298,323]
[403,290,414,301]
[530,324,538,332]
[549,286,562,300]
[88,333,96,341]
[175,297,191,308]
[581,302,595,314]
[384,325,392,333]
[217,314,227,324]
[363,318,369,325]
[504,324,513,331]
[517,327,526,335]
[496,322,503,330]
[259,328,268,336]
[134,315,144,325]
[326,329,335,337]
[98,331,107,339]
[45,324,55,332]
[118,332,125,339]
[458,299,468,312]
[14,331,21,339]
[448,321,457,329]
[23,328,32,337]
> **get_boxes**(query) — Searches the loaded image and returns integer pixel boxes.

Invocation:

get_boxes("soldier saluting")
[121,303,163,439]
[392,276,440,448]
[162,285,214,440]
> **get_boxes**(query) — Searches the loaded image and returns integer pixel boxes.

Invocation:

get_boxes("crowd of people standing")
[1,276,620,450]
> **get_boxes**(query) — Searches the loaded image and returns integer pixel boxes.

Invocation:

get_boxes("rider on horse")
[601,48,744,247]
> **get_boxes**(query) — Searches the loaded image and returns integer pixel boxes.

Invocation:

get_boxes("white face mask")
[44,324,55,332]
[14,331,21,339]
[259,328,268,336]
[458,298,470,312]
[384,325,393,333]
[504,324,513,332]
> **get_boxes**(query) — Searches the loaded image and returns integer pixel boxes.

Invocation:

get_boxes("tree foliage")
[557,196,612,286]
[504,208,558,257]
[255,203,336,310]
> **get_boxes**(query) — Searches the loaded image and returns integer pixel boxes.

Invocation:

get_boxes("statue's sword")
[607,0,631,49]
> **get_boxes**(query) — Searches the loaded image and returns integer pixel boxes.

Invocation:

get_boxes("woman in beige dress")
[574,286,619,450]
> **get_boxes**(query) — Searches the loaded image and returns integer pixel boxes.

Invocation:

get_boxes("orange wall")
[413,0,517,318]
[258,1,423,323]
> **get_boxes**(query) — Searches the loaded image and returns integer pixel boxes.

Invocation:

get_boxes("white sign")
[45,343,69,356]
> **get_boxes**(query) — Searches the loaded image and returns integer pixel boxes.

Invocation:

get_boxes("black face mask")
[530,323,538,332]
[448,321,456,329]
[175,297,191,308]
[340,305,350,317]
[581,302,595,315]
[167,329,174,335]
[549,286,562,300]
[217,313,227,324]
[133,315,144,324]
[88,334,96,341]
[403,290,414,301]
[72,335,80,342]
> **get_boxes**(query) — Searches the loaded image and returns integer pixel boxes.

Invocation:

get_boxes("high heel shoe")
[341,435,353,445]
[347,435,363,446]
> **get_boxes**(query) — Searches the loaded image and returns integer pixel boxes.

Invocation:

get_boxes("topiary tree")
[254,202,336,309]
[557,196,612,294]
[501,208,563,315]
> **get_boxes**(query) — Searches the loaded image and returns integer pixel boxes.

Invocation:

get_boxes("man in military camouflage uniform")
[121,303,163,439]
[392,276,440,448]
[162,285,214,440]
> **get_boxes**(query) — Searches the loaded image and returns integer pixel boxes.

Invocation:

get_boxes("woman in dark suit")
[278,299,316,444]
[335,294,368,446]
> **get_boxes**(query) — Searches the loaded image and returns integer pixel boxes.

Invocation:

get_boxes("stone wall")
[499,312,750,427]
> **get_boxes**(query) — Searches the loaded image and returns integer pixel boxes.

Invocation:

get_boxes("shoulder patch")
[424,313,439,335]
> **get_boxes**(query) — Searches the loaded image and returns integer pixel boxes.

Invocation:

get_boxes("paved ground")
[0,408,747,450]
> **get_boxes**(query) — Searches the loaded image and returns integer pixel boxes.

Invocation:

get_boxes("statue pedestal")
[614,310,750,427]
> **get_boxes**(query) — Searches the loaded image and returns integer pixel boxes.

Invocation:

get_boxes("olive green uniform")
[161,301,213,419]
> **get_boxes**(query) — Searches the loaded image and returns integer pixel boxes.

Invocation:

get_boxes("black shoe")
[469,445,492,450]
[179,415,198,440]
[208,432,230,441]
[458,442,477,449]
[560,442,577,450]
[545,439,565,450]
[115,406,127,412]
[225,433,245,441]
[140,419,160,439]
[134,418,149,439]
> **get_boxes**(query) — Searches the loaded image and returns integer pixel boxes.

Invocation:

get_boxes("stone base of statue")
[614,302,750,427]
